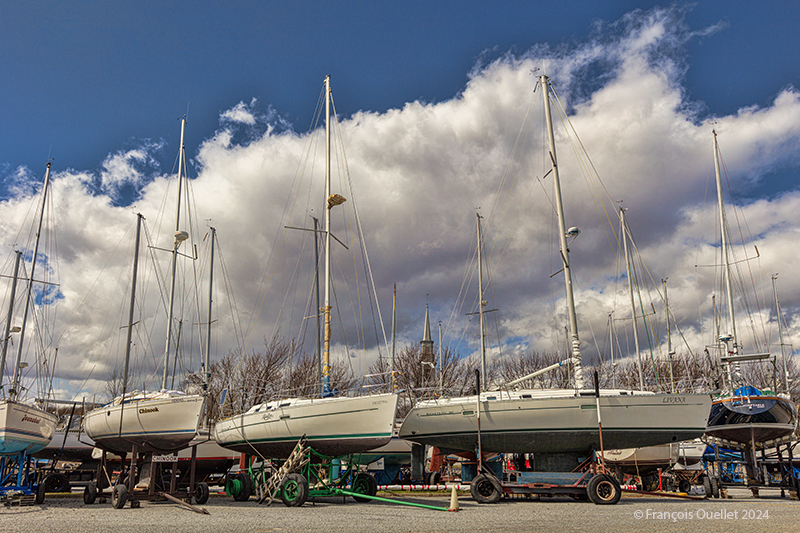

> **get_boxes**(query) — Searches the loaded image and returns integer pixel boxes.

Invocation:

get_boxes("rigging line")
[216,237,245,351]
[239,86,327,373]
[484,84,538,267]
[330,97,385,362]
[719,149,769,349]
[557,106,619,260]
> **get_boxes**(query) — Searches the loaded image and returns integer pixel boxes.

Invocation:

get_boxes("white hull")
[603,443,678,474]
[83,393,205,454]
[0,399,57,456]
[399,389,712,455]
[214,393,399,458]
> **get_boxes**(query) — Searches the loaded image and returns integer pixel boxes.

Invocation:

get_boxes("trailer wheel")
[35,483,46,504]
[227,473,252,501]
[193,482,210,505]
[470,473,502,504]
[43,473,70,493]
[702,475,711,497]
[587,474,621,505]
[112,484,128,509]
[678,479,691,494]
[84,483,98,505]
[280,473,308,507]
[352,473,378,503]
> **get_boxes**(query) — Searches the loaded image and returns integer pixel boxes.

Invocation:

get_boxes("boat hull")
[32,429,95,462]
[399,390,712,455]
[83,394,205,454]
[214,393,399,458]
[602,443,677,474]
[0,399,57,456]
[705,395,797,444]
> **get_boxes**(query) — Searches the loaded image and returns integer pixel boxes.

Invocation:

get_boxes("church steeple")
[421,303,434,362]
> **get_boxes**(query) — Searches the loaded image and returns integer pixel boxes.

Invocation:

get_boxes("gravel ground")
[1,488,798,533]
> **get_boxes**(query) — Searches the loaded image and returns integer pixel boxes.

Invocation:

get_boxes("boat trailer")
[226,437,451,511]
[0,450,46,505]
[82,443,209,512]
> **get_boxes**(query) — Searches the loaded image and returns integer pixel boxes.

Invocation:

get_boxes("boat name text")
[139,407,160,414]
[21,415,41,424]
[662,396,686,404]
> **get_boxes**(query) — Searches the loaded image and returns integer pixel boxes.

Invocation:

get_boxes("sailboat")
[703,130,797,448]
[0,163,58,457]
[213,75,398,459]
[399,76,711,468]
[83,119,206,455]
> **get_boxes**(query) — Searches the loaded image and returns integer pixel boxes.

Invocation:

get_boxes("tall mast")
[772,274,789,392]
[204,227,216,394]
[10,162,52,398]
[477,213,488,391]
[713,130,739,375]
[0,252,23,392]
[121,214,144,402]
[620,207,644,389]
[162,117,189,390]
[541,75,584,389]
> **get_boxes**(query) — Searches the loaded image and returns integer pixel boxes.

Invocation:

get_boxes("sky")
[1,1,800,401]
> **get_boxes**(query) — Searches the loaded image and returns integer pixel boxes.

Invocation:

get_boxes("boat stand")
[0,450,45,505]
[83,444,209,511]
[226,438,449,511]
[704,436,799,500]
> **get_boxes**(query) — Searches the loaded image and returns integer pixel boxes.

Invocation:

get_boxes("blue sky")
[2,1,799,196]
[2,2,800,398]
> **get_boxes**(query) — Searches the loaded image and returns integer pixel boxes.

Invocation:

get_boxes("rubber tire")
[351,473,378,503]
[112,484,128,509]
[194,482,210,505]
[280,473,308,507]
[678,479,691,494]
[228,473,252,501]
[470,473,502,504]
[710,477,720,498]
[84,483,98,505]
[587,474,621,505]
[43,473,70,493]
[702,475,712,497]
[426,471,441,485]
[35,482,46,504]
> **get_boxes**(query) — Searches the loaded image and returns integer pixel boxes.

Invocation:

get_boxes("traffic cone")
[448,485,460,512]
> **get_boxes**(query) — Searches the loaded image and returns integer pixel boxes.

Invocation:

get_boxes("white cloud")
[220,99,258,126]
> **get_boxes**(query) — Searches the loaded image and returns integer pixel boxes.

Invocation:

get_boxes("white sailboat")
[83,119,205,455]
[0,162,58,457]
[399,75,711,466]
[214,75,398,459]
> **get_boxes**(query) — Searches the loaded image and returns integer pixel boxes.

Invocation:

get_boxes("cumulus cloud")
[2,6,800,401]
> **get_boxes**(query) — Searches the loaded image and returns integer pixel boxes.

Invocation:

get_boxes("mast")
[540,75,584,389]
[477,213,488,391]
[121,214,144,402]
[10,162,52,399]
[0,251,23,392]
[312,216,322,394]
[391,283,397,391]
[608,312,616,389]
[620,207,644,389]
[663,278,676,393]
[203,227,216,395]
[772,274,789,392]
[713,130,739,378]
[162,117,189,390]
